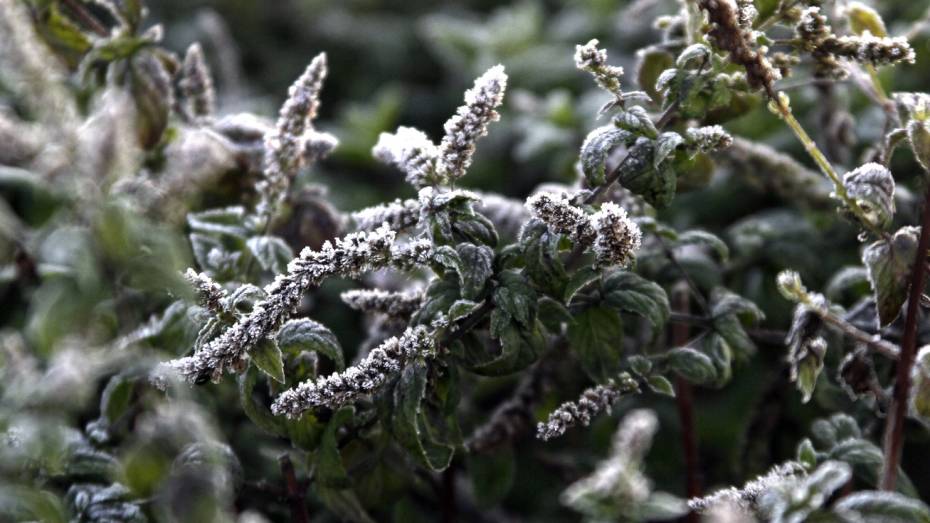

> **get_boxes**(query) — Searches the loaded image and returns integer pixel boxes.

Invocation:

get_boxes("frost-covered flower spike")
[178,43,216,120]
[271,326,434,415]
[184,268,227,314]
[591,202,641,268]
[162,225,431,383]
[575,39,624,100]
[373,126,442,188]
[526,191,595,243]
[341,289,424,319]
[527,194,641,267]
[537,374,639,441]
[349,187,478,232]
[256,53,338,218]
[438,65,508,182]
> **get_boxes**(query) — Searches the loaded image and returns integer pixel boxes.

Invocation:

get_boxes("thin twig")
[672,284,701,522]
[60,0,109,36]
[880,182,930,491]
[279,453,310,523]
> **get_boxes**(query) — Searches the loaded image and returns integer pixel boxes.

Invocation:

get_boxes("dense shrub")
[3,0,930,521]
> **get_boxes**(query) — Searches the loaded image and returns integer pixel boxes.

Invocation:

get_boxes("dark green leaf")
[666,347,716,385]
[602,270,670,328]
[392,361,454,471]
[646,375,675,397]
[456,243,494,300]
[580,125,633,186]
[317,407,354,488]
[863,227,919,327]
[246,236,294,274]
[251,338,285,383]
[568,306,623,382]
[277,319,344,370]
[238,366,286,436]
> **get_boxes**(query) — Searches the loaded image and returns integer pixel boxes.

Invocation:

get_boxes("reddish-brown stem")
[440,466,457,523]
[672,284,701,521]
[279,453,310,523]
[880,184,930,491]
[60,0,109,36]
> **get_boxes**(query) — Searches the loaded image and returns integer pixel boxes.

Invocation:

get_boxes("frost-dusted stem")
[792,292,900,360]
[672,284,701,522]
[880,182,930,491]
[279,453,310,523]
[772,98,886,239]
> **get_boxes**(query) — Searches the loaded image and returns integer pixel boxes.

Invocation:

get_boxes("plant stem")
[279,453,310,523]
[672,284,701,522]
[60,0,109,36]
[792,295,900,360]
[772,97,887,239]
[441,465,457,523]
[880,182,930,491]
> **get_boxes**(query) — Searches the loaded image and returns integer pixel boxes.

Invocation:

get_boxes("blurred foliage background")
[3,0,930,521]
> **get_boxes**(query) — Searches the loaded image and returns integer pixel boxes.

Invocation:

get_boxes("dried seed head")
[438,65,507,182]
[537,374,639,441]
[699,0,778,97]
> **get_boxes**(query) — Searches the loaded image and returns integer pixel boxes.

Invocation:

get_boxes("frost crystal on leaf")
[271,326,434,415]
[842,162,895,226]
[438,65,507,182]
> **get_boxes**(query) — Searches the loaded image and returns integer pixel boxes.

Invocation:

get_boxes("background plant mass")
[2,0,930,521]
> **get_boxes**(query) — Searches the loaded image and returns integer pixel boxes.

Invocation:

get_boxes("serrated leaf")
[238,366,286,436]
[448,299,480,322]
[797,438,817,470]
[99,375,134,425]
[537,297,574,332]
[456,243,493,300]
[580,125,634,186]
[393,361,454,471]
[493,270,537,328]
[835,491,930,523]
[246,235,294,274]
[602,271,670,328]
[666,347,716,385]
[628,355,652,376]
[187,206,251,238]
[251,338,285,383]
[317,407,354,488]
[564,265,599,304]
[614,106,658,139]
[654,132,684,168]
[675,230,729,261]
[568,306,623,382]
[647,375,675,396]
[277,319,344,370]
[863,227,919,327]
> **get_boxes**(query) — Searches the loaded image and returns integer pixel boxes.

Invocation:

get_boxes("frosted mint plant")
[3,0,930,521]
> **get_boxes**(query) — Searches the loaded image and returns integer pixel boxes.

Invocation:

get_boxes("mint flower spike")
[537,374,639,441]
[162,225,432,384]
[179,42,216,120]
[438,64,508,183]
[257,53,339,219]
[373,126,442,189]
[271,326,434,416]
[525,191,595,243]
[574,39,624,99]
